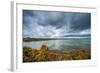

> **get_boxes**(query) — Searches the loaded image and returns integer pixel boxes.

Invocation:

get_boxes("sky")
[23,10,91,38]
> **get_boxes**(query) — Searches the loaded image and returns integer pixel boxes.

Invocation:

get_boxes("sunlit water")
[23,38,91,51]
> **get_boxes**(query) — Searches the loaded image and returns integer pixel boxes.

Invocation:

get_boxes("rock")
[39,44,49,51]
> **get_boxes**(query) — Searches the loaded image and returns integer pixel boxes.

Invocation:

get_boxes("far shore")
[23,37,90,42]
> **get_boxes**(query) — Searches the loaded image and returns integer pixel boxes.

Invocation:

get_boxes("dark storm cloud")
[23,10,91,38]
[70,13,91,31]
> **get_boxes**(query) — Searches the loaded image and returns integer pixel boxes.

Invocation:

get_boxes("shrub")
[23,45,91,62]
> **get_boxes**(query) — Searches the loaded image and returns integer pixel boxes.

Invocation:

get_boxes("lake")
[23,38,91,51]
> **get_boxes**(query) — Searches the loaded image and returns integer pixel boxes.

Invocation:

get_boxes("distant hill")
[62,34,91,37]
[23,35,90,42]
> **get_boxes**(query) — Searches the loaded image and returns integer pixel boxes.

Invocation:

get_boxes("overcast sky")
[23,10,91,38]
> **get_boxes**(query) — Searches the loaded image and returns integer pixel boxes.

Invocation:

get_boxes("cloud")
[23,10,91,38]
[79,29,90,35]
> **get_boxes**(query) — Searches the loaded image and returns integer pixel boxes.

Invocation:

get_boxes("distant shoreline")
[23,37,90,42]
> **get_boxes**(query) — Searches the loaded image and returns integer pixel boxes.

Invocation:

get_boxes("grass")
[23,44,91,62]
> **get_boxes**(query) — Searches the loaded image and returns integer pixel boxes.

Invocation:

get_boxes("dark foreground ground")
[23,44,91,62]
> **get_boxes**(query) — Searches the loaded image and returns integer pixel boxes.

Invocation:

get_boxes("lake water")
[23,38,91,51]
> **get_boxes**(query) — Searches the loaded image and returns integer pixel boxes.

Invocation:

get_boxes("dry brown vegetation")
[23,44,91,62]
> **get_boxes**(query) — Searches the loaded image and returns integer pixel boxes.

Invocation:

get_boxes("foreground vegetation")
[23,44,91,62]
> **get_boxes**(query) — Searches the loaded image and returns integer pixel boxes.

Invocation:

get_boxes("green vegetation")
[23,37,72,42]
[23,44,91,62]
[23,37,53,42]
